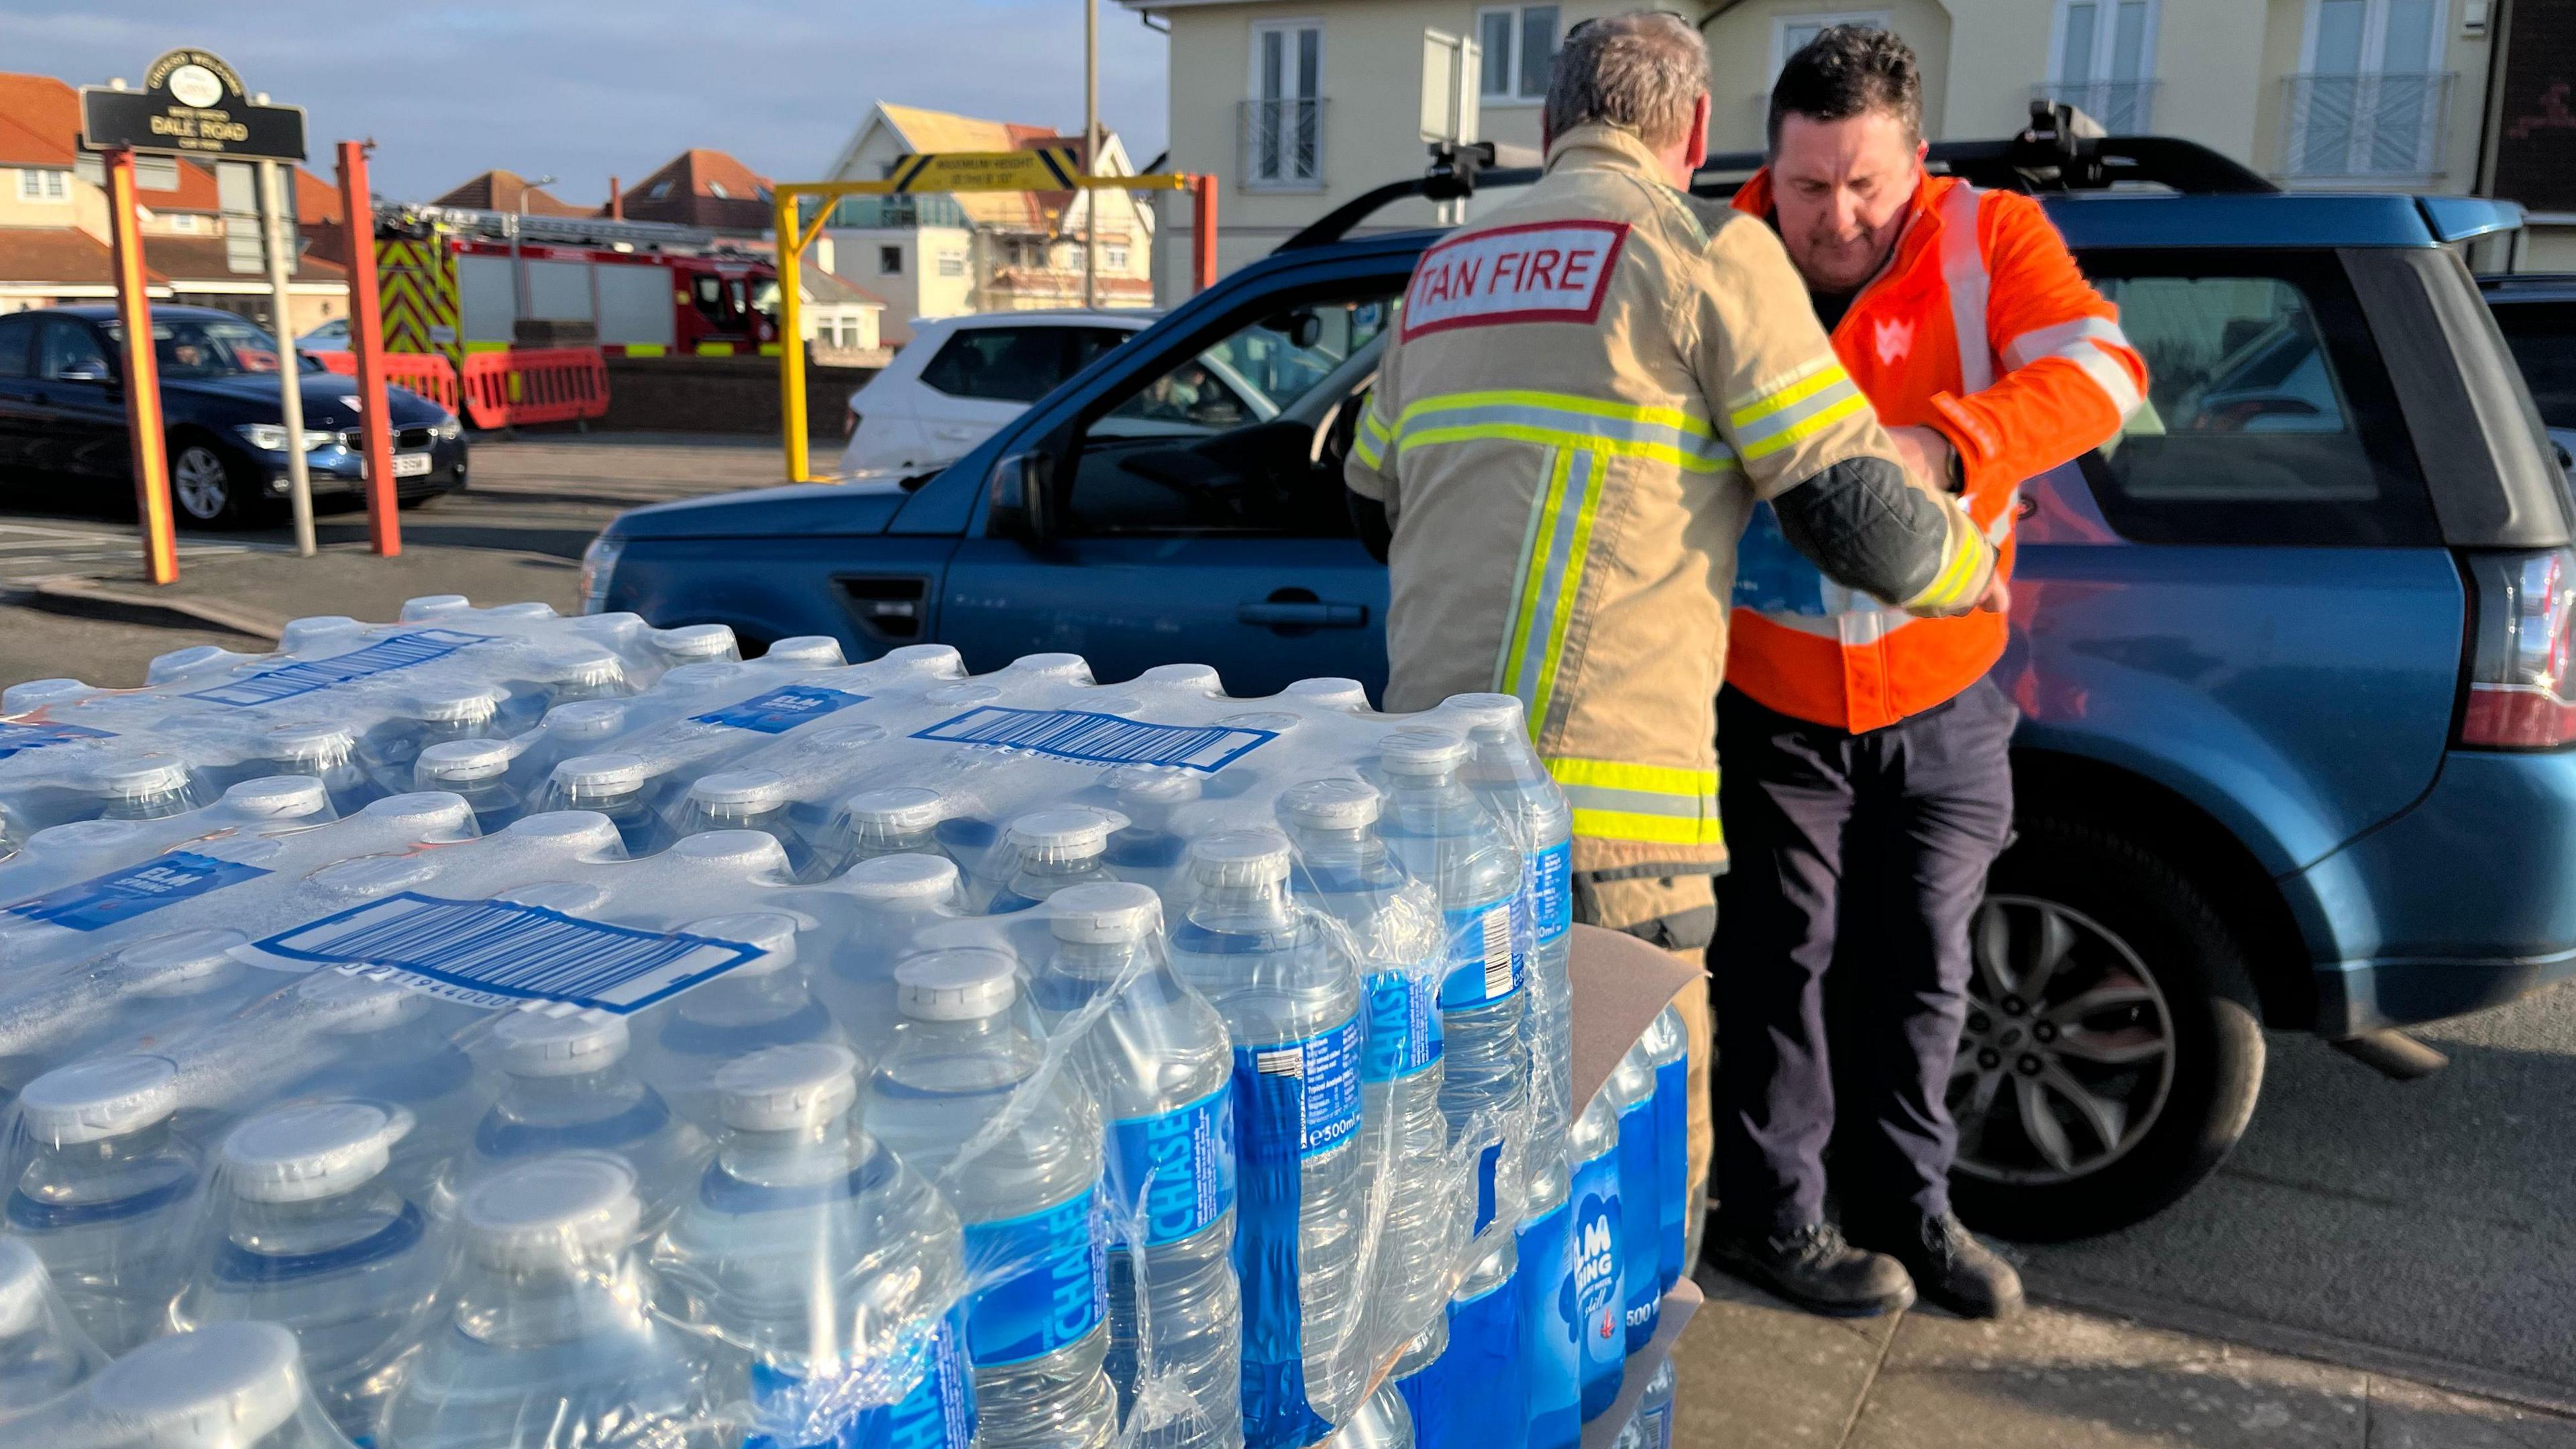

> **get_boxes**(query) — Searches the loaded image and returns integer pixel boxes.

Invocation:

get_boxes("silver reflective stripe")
[1987,488,2021,545]
[1399,397,1734,472]
[1939,184,1993,393]
[2002,315,2145,419]
[1556,779,1709,819]
[1749,605,1919,646]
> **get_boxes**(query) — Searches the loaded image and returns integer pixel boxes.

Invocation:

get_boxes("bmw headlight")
[233,424,331,453]
[578,534,624,616]
[432,415,464,441]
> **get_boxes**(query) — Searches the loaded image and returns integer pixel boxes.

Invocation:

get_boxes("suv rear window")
[920,326,1085,403]
[2074,250,2436,547]
[2490,299,2576,431]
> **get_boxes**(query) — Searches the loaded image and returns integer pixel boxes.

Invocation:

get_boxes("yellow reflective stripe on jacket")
[1726,359,1870,462]
[1354,404,1393,468]
[1546,755,1722,847]
[1499,447,1606,729]
[1391,389,1738,475]
[1899,508,1990,613]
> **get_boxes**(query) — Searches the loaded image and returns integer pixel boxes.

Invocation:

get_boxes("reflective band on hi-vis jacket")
[1725,357,1870,464]
[1234,1018,1362,1449]
[1519,1197,1581,1449]
[1544,757,1720,851]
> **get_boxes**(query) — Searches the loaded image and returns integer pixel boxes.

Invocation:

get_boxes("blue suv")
[584,123,2574,1238]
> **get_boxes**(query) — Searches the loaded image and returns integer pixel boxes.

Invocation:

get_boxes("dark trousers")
[1711,676,2017,1237]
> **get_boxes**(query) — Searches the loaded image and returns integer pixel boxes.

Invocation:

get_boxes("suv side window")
[2489,299,2576,431]
[0,313,31,378]
[920,327,1069,403]
[1062,291,1396,536]
[2075,250,2436,547]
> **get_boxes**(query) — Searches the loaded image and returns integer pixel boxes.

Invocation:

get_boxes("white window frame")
[1475,5,1563,105]
[1246,17,1327,189]
[2047,0,2160,86]
[1105,244,1130,270]
[2298,0,2448,73]
[936,250,968,279]
[15,168,69,203]
[1770,11,1894,79]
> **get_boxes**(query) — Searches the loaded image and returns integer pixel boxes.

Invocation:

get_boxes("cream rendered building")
[1124,0,2564,288]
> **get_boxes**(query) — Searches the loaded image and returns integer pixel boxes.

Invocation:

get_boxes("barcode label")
[5,851,270,932]
[690,684,868,734]
[252,892,763,1014]
[0,720,114,760]
[184,629,492,708]
[1481,906,1514,1000]
[912,706,1273,773]
[1255,1048,1301,1077]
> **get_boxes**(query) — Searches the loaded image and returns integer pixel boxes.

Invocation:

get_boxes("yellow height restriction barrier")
[771,150,1211,484]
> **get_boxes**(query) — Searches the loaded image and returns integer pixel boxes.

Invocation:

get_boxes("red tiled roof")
[619,148,772,232]
[432,170,590,217]
[0,72,79,168]
[146,232,345,284]
[0,228,162,286]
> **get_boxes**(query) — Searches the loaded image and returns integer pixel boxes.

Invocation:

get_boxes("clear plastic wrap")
[0,600,1616,1449]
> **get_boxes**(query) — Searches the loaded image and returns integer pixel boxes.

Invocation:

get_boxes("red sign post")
[335,140,400,555]
[101,147,178,586]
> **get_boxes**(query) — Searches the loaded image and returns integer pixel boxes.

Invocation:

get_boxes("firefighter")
[1707,26,2148,1320]
[1344,10,2003,1231]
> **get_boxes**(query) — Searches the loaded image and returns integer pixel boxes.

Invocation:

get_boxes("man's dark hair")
[1766,25,1923,154]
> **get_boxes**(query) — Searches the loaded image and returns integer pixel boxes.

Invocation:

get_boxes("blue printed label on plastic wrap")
[1107,1088,1235,1248]
[747,1303,975,1449]
[692,684,869,735]
[1529,840,1572,944]
[1234,1016,1362,1449]
[1570,1147,1624,1415]
[182,629,491,707]
[1399,1274,1521,1449]
[1652,1057,1688,1292]
[1471,1138,1503,1237]
[1617,1100,1661,1354]
[1518,1198,1580,1449]
[5,851,270,931]
[962,1187,1104,1368]
[1360,970,1442,1082]
[1438,900,1521,1010]
[913,706,1274,773]
[0,720,113,760]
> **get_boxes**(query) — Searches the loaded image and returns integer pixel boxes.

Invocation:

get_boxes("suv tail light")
[2461,548,2576,749]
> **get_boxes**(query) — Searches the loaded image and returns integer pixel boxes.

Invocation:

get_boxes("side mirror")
[987,450,1055,541]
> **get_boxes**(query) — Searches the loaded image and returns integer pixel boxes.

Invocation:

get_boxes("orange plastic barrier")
[458,347,610,430]
[307,350,463,416]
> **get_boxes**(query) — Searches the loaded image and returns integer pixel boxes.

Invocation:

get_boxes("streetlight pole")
[1083,0,1099,311]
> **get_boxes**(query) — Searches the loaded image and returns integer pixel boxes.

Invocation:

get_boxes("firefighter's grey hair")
[1543,11,1709,150]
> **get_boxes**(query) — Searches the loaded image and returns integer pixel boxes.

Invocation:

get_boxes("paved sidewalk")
[1670,1267,2576,1448]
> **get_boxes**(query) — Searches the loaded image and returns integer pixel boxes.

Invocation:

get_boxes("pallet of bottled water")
[0,596,1697,1449]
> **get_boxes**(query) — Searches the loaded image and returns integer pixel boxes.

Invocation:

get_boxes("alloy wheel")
[172,446,231,522]
[1949,894,2177,1187]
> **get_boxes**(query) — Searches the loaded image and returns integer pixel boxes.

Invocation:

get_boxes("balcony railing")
[2032,78,2159,134]
[2278,71,2456,179]
[1240,97,1328,191]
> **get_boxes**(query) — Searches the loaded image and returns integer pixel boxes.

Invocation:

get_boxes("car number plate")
[389,453,433,478]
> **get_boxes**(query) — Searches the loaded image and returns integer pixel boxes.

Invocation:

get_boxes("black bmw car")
[0,304,467,527]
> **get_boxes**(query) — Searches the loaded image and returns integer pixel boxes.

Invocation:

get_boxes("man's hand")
[1887,425,1957,492]
[1974,572,2011,614]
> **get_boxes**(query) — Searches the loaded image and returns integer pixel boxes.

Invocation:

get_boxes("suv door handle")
[1238,600,1368,628]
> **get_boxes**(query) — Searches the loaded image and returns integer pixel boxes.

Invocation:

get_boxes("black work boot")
[1858,1212,2025,1320]
[1705,1220,1916,1318]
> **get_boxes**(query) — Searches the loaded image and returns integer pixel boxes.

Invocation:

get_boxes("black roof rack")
[1278,101,2276,254]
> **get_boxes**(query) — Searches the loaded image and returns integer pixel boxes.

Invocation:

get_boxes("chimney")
[608,175,623,221]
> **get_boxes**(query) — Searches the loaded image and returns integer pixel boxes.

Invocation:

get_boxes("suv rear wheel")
[1949,816,2265,1240]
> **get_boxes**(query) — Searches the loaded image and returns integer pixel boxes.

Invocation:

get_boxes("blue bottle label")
[1570,1147,1623,1418]
[1238,1019,1362,1163]
[182,629,491,707]
[1360,969,1442,1082]
[1617,1099,1661,1354]
[1438,900,1521,1010]
[693,684,870,735]
[0,720,113,759]
[1652,1057,1688,1293]
[1471,1138,1503,1236]
[746,1303,975,1449]
[5,851,270,931]
[1106,1087,1235,1248]
[1233,1016,1362,1449]
[1530,841,1572,945]
[960,1187,1104,1368]
[1398,1274,1521,1449]
[1517,1198,1580,1449]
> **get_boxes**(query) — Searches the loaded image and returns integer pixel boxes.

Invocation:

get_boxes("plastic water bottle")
[86,755,206,822]
[634,912,843,1132]
[650,623,740,669]
[58,928,276,1066]
[1398,1236,1518,1449]
[0,1238,95,1418]
[171,1100,443,1440]
[470,1009,709,1227]
[525,640,629,708]
[515,699,630,791]
[1376,730,1527,1259]
[1277,777,1453,1362]
[674,769,813,877]
[1569,1087,1624,1422]
[1519,1150,1579,1449]
[869,949,1117,1449]
[1103,767,1201,906]
[538,753,672,856]
[378,1154,713,1449]
[1613,1358,1675,1449]
[986,808,1126,914]
[1030,883,1241,1449]
[5,1054,203,1354]
[816,786,951,879]
[258,722,374,818]
[1640,1005,1691,1293]
[1450,696,1575,1174]
[283,971,484,1200]
[814,855,965,1061]
[1328,1381,1415,1449]
[413,739,524,835]
[1605,1043,1661,1354]
[1166,831,1368,1441]
[364,685,504,796]
[82,1320,361,1449]
[652,1043,975,1449]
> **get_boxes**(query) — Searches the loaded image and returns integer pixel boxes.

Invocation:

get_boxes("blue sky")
[4,0,1173,203]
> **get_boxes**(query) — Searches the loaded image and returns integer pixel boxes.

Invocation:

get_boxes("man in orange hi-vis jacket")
[1705,27,2146,1322]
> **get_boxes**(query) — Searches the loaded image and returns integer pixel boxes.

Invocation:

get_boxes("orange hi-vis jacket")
[1725,170,2147,732]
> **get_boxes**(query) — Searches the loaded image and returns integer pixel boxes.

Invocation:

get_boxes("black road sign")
[80,49,305,162]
